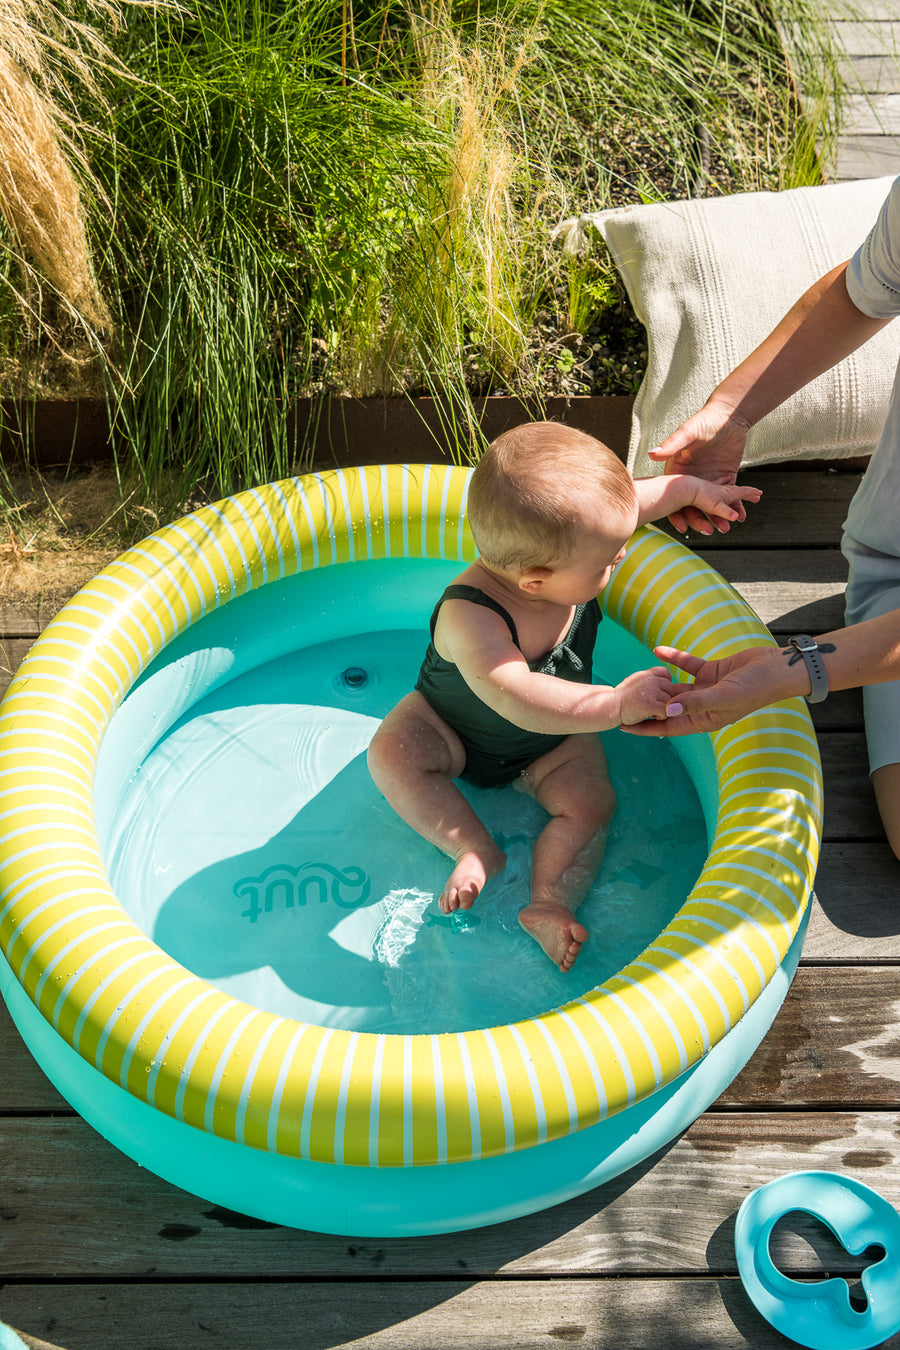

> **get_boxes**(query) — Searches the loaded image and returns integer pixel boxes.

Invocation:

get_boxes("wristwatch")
[787,634,829,704]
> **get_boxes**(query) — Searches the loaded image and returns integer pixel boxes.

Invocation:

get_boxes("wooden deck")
[1,464,899,1350]
[831,0,900,178]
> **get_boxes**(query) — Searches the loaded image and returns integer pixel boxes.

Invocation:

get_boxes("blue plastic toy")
[735,1171,900,1350]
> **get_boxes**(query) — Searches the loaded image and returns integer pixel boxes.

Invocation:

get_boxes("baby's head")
[467,422,637,576]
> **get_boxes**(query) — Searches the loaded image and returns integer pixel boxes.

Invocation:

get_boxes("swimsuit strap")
[433,584,520,648]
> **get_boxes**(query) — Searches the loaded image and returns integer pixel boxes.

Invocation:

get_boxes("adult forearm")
[760,614,900,700]
[706,263,891,428]
[811,611,900,694]
[625,611,900,737]
[692,612,900,712]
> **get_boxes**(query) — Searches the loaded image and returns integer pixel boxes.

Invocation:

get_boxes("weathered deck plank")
[0,638,32,696]
[720,966,900,1105]
[837,49,900,92]
[826,0,900,176]
[698,548,848,631]
[3,1275,900,1350]
[673,468,861,548]
[819,731,884,836]
[0,607,41,640]
[810,685,863,729]
[844,89,900,133]
[0,1112,897,1278]
[835,135,900,176]
[807,840,900,955]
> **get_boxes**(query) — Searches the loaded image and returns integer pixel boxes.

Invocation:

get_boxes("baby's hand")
[616,667,683,726]
[686,481,762,536]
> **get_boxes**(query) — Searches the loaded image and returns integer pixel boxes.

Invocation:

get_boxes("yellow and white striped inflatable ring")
[0,464,821,1167]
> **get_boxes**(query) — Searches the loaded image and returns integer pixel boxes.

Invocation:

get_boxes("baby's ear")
[519,566,553,595]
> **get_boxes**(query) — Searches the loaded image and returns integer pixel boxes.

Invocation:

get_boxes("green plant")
[0,0,853,521]
[391,11,548,399]
[461,0,844,198]
[550,217,620,335]
[86,0,459,512]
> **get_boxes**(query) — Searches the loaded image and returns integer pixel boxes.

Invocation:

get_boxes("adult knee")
[871,763,900,862]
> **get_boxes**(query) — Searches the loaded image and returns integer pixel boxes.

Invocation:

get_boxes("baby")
[367,422,760,972]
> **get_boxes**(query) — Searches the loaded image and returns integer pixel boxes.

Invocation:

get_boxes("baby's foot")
[518,902,588,972]
[439,846,505,914]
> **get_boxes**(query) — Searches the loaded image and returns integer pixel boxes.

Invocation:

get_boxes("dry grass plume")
[410,6,538,375]
[0,0,126,327]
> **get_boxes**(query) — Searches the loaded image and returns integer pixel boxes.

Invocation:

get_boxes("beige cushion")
[565,178,900,475]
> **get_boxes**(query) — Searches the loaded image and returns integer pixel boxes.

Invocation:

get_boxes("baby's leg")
[515,734,616,972]
[367,692,506,912]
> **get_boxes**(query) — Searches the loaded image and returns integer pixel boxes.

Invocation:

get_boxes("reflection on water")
[107,630,708,1034]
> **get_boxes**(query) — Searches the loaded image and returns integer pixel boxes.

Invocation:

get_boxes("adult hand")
[650,401,750,533]
[623,643,793,737]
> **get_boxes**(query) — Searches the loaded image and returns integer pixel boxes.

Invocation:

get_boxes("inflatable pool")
[0,464,821,1235]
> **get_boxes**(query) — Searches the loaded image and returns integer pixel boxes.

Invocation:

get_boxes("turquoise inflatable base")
[1,905,808,1237]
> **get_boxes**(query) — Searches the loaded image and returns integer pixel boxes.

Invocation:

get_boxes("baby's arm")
[442,604,680,733]
[634,474,762,535]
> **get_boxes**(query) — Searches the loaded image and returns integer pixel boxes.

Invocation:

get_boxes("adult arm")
[653,262,893,532]
[623,608,900,737]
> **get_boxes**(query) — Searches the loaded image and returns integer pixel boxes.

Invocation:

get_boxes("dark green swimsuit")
[415,584,602,788]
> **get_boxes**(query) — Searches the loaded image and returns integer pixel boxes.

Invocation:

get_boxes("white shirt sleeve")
[847,175,900,319]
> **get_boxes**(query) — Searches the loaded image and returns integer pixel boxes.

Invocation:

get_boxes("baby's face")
[548,502,639,604]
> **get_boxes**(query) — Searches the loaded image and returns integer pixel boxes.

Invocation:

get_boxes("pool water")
[106,627,708,1036]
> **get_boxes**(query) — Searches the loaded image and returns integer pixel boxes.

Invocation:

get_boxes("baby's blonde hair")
[467,422,637,572]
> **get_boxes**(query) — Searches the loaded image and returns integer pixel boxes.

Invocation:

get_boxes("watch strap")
[787,634,829,704]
